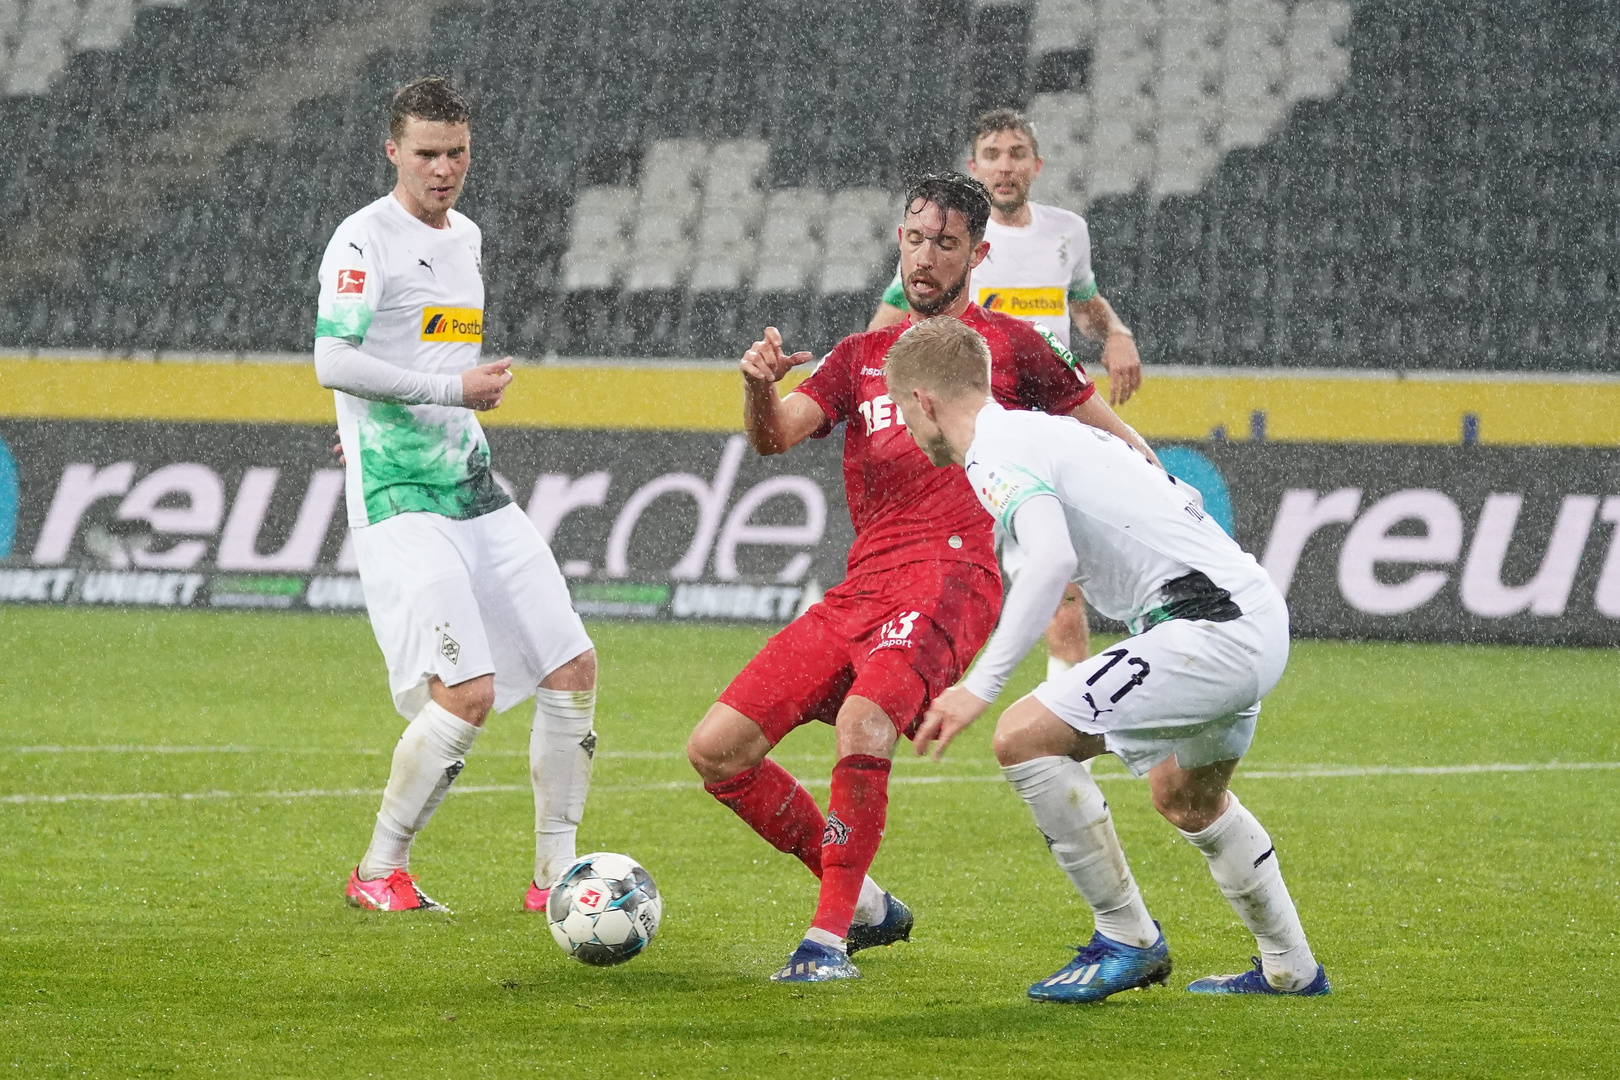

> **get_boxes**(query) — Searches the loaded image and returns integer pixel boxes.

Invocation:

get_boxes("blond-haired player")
[885,317,1328,1003]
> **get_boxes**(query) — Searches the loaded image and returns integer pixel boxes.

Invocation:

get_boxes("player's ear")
[970,240,990,270]
[385,139,399,165]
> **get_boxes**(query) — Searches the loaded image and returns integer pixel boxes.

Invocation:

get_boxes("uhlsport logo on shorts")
[420,307,483,342]
[979,286,1066,318]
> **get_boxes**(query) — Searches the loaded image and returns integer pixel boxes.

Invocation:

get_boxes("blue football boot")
[1187,956,1330,996]
[771,938,860,982]
[1028,924,1173,1003]
[845,892,914,956]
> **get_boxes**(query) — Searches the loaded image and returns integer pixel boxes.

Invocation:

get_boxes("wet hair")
[884,317,992,400]
[972,108,1039,157]
[389,76,471,141]
[903,171,993,244]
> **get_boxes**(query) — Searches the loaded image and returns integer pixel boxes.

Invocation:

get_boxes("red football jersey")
[794,303,1094,579]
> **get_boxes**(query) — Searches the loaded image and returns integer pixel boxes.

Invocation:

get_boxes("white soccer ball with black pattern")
[546,852,662,966]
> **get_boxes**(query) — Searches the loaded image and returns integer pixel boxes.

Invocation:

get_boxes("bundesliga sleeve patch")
[335,269,367,295]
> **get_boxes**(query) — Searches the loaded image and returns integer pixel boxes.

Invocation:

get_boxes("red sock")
[704,759,825,878]
[811,754,891,939]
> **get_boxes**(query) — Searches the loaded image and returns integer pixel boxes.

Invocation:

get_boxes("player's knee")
[434,675,495,725]
[1150,781,1221,832]
[686,707,758,784]
[542,648,596,692]
[991,703,1043,767]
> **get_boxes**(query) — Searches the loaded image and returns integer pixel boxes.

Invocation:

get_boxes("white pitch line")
[2,761,1616,807]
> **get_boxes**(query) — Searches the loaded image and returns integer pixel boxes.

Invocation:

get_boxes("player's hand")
[462,357,514,411]
[913,686,992,762]
[1102,331,1141,406]
[740,326,813,385]
[331,429,346,466]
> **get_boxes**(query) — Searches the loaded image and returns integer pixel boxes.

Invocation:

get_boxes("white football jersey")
[316,195,507,528]
[965,402,1279,630]
[883,201,1097,345]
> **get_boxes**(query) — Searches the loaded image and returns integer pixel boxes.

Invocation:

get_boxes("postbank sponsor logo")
[979,287,1066,318]
[420,307,483,342]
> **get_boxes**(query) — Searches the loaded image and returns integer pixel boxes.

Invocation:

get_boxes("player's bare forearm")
[867,302,908,332]
[1073,295,1142,406]
[1070,395,1161,469]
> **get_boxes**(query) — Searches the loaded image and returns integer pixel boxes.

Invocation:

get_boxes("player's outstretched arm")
[1072,294,1141,406]
[315,336,467,406]
[741,326,824,455]
[915,496,1078,761]
[1069,394,1162,470]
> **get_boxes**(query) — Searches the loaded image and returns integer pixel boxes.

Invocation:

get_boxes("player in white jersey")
[885,318,1329,1003]
[315,77,597,914]
[872,110,1145,680]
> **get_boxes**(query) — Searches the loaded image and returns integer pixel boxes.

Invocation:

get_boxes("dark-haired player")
[685,173,1157,982]
[315,77,598,913]
[872,109,1147,683]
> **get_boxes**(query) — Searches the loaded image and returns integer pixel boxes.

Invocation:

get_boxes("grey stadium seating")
[0,0,1614,370]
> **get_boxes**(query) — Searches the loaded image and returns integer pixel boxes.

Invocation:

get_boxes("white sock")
[852,875,887,926]
[804,926,847,952]
[1179,791,1318,990]
[1002,756,1158,948]
[359,700,481,880]
[531,686,597,887]
[1046,655,1075,681]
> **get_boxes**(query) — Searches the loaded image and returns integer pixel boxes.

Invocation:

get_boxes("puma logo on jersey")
[856,393,905,436]
[421,307,483,342]
[417,257,435,275]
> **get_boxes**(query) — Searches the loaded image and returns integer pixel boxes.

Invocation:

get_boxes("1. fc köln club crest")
[823,811,851,847]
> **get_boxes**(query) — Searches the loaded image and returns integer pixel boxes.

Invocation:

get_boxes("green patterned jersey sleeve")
[1067,274,1098,303]
[880,270,908,310]
[315,222,377,344]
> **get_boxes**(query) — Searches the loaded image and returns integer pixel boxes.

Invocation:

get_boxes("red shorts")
[719,560,1002,745]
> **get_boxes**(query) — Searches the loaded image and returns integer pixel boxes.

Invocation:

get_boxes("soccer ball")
[545,852,662,966]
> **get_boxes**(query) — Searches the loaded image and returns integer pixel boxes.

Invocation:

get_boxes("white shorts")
[1033,598,1290,778]
[353,503,593,718]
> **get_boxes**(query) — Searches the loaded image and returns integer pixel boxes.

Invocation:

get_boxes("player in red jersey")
[685,173,1157,982]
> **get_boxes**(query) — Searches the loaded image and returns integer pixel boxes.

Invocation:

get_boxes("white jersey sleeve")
[1066,216,1096,304]
[317,216,382,345]
[961,493,1076,702]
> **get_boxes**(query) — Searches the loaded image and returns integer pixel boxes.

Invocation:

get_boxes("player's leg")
[528,647,597,906]
[349,515,494,912]
[1043,582,1091,678]
[688,611,849,881]
[460,504,599,906]
[993,692,1170,1002]
[1149,757,1327,995]
[773,692,898,982]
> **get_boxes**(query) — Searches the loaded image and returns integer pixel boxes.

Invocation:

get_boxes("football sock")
[804,927,847,953]
[1046,655,1075,681]
[1002,756,1158,949]
[811,754,891,940]
[1179,791,1318,990]
[852,875,888,926]
[704,758,825,877]
[359,699,481,880]
[531,687,597,888]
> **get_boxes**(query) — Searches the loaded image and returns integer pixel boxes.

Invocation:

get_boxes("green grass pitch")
[2,607,1617,1078]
